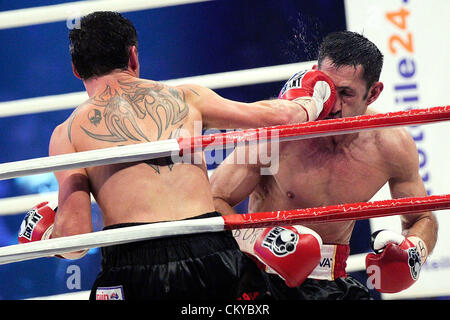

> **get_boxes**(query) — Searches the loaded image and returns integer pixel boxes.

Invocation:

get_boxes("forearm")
[190,85,314,129]
[401,211,438,261]
[253,98,317,126]
[53,172,93,238]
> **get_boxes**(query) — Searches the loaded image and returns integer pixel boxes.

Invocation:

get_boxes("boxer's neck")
[83,69,138,97]
[319,133,359,153]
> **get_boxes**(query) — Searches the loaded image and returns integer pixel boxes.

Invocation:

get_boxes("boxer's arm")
[364,128,437,292]
[210,146,263,216]
[387,128,438,259]
[179,84,315,130]
[49,124,93,239]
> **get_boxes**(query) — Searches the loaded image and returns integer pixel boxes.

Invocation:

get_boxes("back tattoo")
[68,80,190,173]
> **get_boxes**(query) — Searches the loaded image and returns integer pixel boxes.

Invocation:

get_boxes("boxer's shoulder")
[365,108,415,152]
[375,126,419,177]
[375,126,416,155]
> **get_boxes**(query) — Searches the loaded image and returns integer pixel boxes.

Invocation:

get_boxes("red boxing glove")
[18,201,88,260]
[18,201,57,243]
[253,225,322,288]
[279,69,336,120]
[365,230,426,293]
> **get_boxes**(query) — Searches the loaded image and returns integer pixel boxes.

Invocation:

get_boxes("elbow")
[212,195,237,216]
[212,195,228,206]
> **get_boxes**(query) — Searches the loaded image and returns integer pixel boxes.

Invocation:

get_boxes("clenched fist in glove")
[234,225,322,288]
[18,201,88,260]
[365,229,428,293]
[279,69,336,121]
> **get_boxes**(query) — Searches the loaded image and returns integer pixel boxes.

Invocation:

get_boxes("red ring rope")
[222,194,450,229]
[178,106,450,154]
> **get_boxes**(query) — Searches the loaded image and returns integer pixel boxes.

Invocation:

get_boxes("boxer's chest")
[270,138,390,208]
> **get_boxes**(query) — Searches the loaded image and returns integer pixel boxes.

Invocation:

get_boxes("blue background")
[0,0,380,300]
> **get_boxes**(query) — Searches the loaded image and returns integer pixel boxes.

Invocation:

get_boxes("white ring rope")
[0,192,58,216]
[0,139,180,181]
[2,216,226,265]
[0,61,315,118]
[0,0,213,30]
[2,194,450,265]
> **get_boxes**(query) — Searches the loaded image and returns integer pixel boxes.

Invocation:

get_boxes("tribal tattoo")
[73,80,190,173]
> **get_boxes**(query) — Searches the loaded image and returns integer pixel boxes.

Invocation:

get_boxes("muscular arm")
[387,129,438,259]
[210,145,263,215]
[179,84,317,130]
[49,122,93,238]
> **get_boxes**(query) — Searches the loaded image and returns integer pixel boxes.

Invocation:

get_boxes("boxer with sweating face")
[211,31,438,299]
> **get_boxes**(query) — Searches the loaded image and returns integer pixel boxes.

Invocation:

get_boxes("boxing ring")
[0,102,449,298]
[1,0,450,300]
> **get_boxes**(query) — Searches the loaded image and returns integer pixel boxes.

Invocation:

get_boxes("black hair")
[317,31,383,89]
[69,11,138,80]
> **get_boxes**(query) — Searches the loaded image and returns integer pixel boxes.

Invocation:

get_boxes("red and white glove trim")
[18,200,88,260]
[18,200,58,242]
[370,229,428,263]
[279,69,336,120]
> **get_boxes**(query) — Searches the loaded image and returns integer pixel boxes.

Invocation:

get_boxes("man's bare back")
[52,76,215,226]
[50,73,312,230]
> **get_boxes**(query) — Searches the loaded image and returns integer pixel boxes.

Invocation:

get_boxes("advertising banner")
[345,0,450,299]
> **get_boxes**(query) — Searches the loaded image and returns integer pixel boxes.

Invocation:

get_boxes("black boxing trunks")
[89,212,269,300]
[263,244,371,300]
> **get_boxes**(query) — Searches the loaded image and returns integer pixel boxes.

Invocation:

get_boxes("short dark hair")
[69,11,138,80]
[317,31,383,89]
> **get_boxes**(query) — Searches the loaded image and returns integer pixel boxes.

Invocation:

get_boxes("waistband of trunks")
[100,211,237,267]
[103,211,221,231]
[307,244,350,281]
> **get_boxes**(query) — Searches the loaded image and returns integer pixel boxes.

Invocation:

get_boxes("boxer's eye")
[339,90,353,97]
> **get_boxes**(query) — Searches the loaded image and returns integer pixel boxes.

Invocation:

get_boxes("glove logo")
[18,209,43,241]
[261,227,299,257]
[407,247,421,280]
[279,70,308,97]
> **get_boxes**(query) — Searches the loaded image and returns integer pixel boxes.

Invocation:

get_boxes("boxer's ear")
[128,46,139,76]
[72,63,82,80]
[366,81,384,106]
